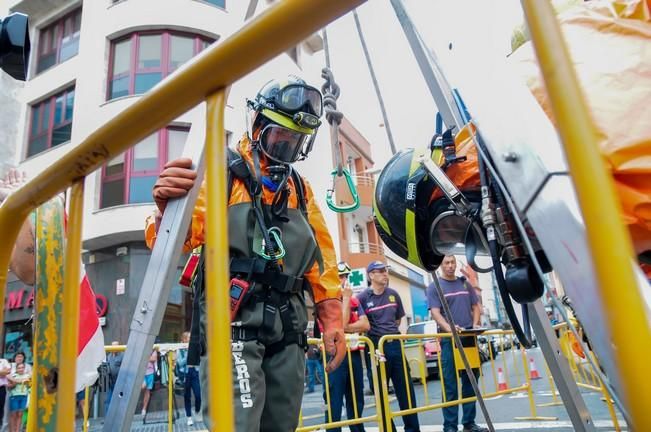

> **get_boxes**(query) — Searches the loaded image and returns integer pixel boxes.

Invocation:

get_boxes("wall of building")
[0,72,23,176]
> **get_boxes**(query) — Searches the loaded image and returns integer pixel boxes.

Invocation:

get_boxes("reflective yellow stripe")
[373,197,392,235]
[405,209,423,267]
[261,108,314,134]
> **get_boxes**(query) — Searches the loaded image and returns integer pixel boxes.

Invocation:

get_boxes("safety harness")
[188,148,319,365]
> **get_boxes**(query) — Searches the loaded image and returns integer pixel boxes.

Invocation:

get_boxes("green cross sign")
[348,268,367,293]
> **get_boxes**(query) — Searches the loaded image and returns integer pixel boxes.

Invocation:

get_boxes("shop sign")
[5,289,34,311]
[6,289,109,318]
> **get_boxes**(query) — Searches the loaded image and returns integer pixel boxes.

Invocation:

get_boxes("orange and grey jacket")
[145,134,341,304]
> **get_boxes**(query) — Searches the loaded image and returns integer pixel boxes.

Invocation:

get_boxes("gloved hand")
[152,158,197,213]
[316,298,346,373]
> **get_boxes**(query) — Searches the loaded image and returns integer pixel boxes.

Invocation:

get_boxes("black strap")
[464,219,492,274]
[230,258,303,294]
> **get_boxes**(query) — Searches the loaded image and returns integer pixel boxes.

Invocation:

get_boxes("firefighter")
[145,76,346,431]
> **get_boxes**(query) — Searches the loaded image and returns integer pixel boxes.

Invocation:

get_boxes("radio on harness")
[230,278,251,320]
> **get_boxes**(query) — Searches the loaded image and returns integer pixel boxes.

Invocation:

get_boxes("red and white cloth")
[76,266,105,392]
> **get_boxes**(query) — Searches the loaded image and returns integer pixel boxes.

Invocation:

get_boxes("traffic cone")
[497,367,508,391]
[529,357,542,380]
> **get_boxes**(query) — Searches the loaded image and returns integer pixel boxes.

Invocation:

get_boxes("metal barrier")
[552,325,622,431]
[0,0,646,429]
[376,330,558,431]
[68,344,184,431]
[297,335,384,432]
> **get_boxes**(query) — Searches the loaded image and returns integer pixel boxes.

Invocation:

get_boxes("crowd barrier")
[62,325,624,431]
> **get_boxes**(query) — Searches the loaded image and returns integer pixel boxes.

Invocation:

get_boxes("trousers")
[200,291,308,432]
[325,350,365,432]
[440,339,478,428]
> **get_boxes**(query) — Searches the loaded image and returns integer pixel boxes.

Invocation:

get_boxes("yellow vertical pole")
[378,339,392,432]
[26,337,37,432]
[399,340,413,409]
[205,89,233,432]
[83,386,90,432]
[521,1,651,427]
[56,180,84,431]
[347,345,359,419]
[366,339,384,432]
[321,344,333,424]
[168,352,175,432]
[537,362,563,407]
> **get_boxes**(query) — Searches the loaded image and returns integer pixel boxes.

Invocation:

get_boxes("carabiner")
[326,168,360,213]
[258,227,286,260]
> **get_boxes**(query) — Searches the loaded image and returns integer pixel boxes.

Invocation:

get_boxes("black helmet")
[373,148,483,271]
[373,148,443,271]
[248,75,323,163]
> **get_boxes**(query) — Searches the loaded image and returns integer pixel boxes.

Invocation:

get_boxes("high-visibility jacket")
[145,134,341,304]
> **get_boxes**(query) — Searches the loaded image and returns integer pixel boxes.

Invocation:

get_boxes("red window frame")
[107,31,213,100]
[99,126,189,208]
[36,8,82,74]
[27,87,75,158]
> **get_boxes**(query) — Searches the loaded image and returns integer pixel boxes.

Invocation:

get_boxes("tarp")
[509,0,651,263]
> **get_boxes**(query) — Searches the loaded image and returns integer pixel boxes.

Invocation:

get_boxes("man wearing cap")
[356,261,420,432]
[324,262,370,431]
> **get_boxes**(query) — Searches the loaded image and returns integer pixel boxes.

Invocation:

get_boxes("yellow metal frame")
[296,336,384,432]
[378,331,557,428]
[521,1,651,428]
[0,1,364,431]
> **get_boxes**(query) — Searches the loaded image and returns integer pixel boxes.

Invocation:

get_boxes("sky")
[318,0,524,169]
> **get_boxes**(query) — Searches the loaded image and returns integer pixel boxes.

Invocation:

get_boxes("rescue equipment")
[187,146,321,365]
[321,28,360,213]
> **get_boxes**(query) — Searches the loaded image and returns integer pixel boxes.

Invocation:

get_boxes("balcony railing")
[348,242,384,255]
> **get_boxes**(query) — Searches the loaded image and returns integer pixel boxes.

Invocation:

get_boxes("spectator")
[10,352,31,375]
[428,255,487,432]
[105,341,123,414]
[305,339,325,394]
[141,350,158,417]
[357,261,420,432]
[0,357,10,429]
[7,363,29,432]
[326,262,370,432]
[176,331,201,426]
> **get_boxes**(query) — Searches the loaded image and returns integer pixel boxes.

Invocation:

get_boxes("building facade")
[2,0,437,362]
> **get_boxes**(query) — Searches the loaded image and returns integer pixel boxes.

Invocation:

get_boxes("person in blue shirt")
[427,255,487,432]
[357,261,420,432]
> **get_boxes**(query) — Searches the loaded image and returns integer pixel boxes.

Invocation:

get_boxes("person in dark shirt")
[427,255,487,432]
[357,261,420,432]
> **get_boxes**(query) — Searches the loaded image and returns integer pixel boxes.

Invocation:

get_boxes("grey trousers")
[200,294,308,432]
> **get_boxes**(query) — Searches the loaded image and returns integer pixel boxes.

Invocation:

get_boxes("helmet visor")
[276,84,323,117]
[260,124,312,163]
[429,211,489,256]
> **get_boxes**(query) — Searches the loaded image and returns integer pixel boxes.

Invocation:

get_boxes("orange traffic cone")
[529,357,542,380]
[497,367,508,391]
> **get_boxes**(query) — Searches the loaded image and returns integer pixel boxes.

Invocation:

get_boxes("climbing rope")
[322,27,359,213]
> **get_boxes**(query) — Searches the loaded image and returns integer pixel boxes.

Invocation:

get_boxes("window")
[108,31,213,100]
[100,127,189,208]
[202,0,225,7]
[27,87,75,158]
[36,8,82,74]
